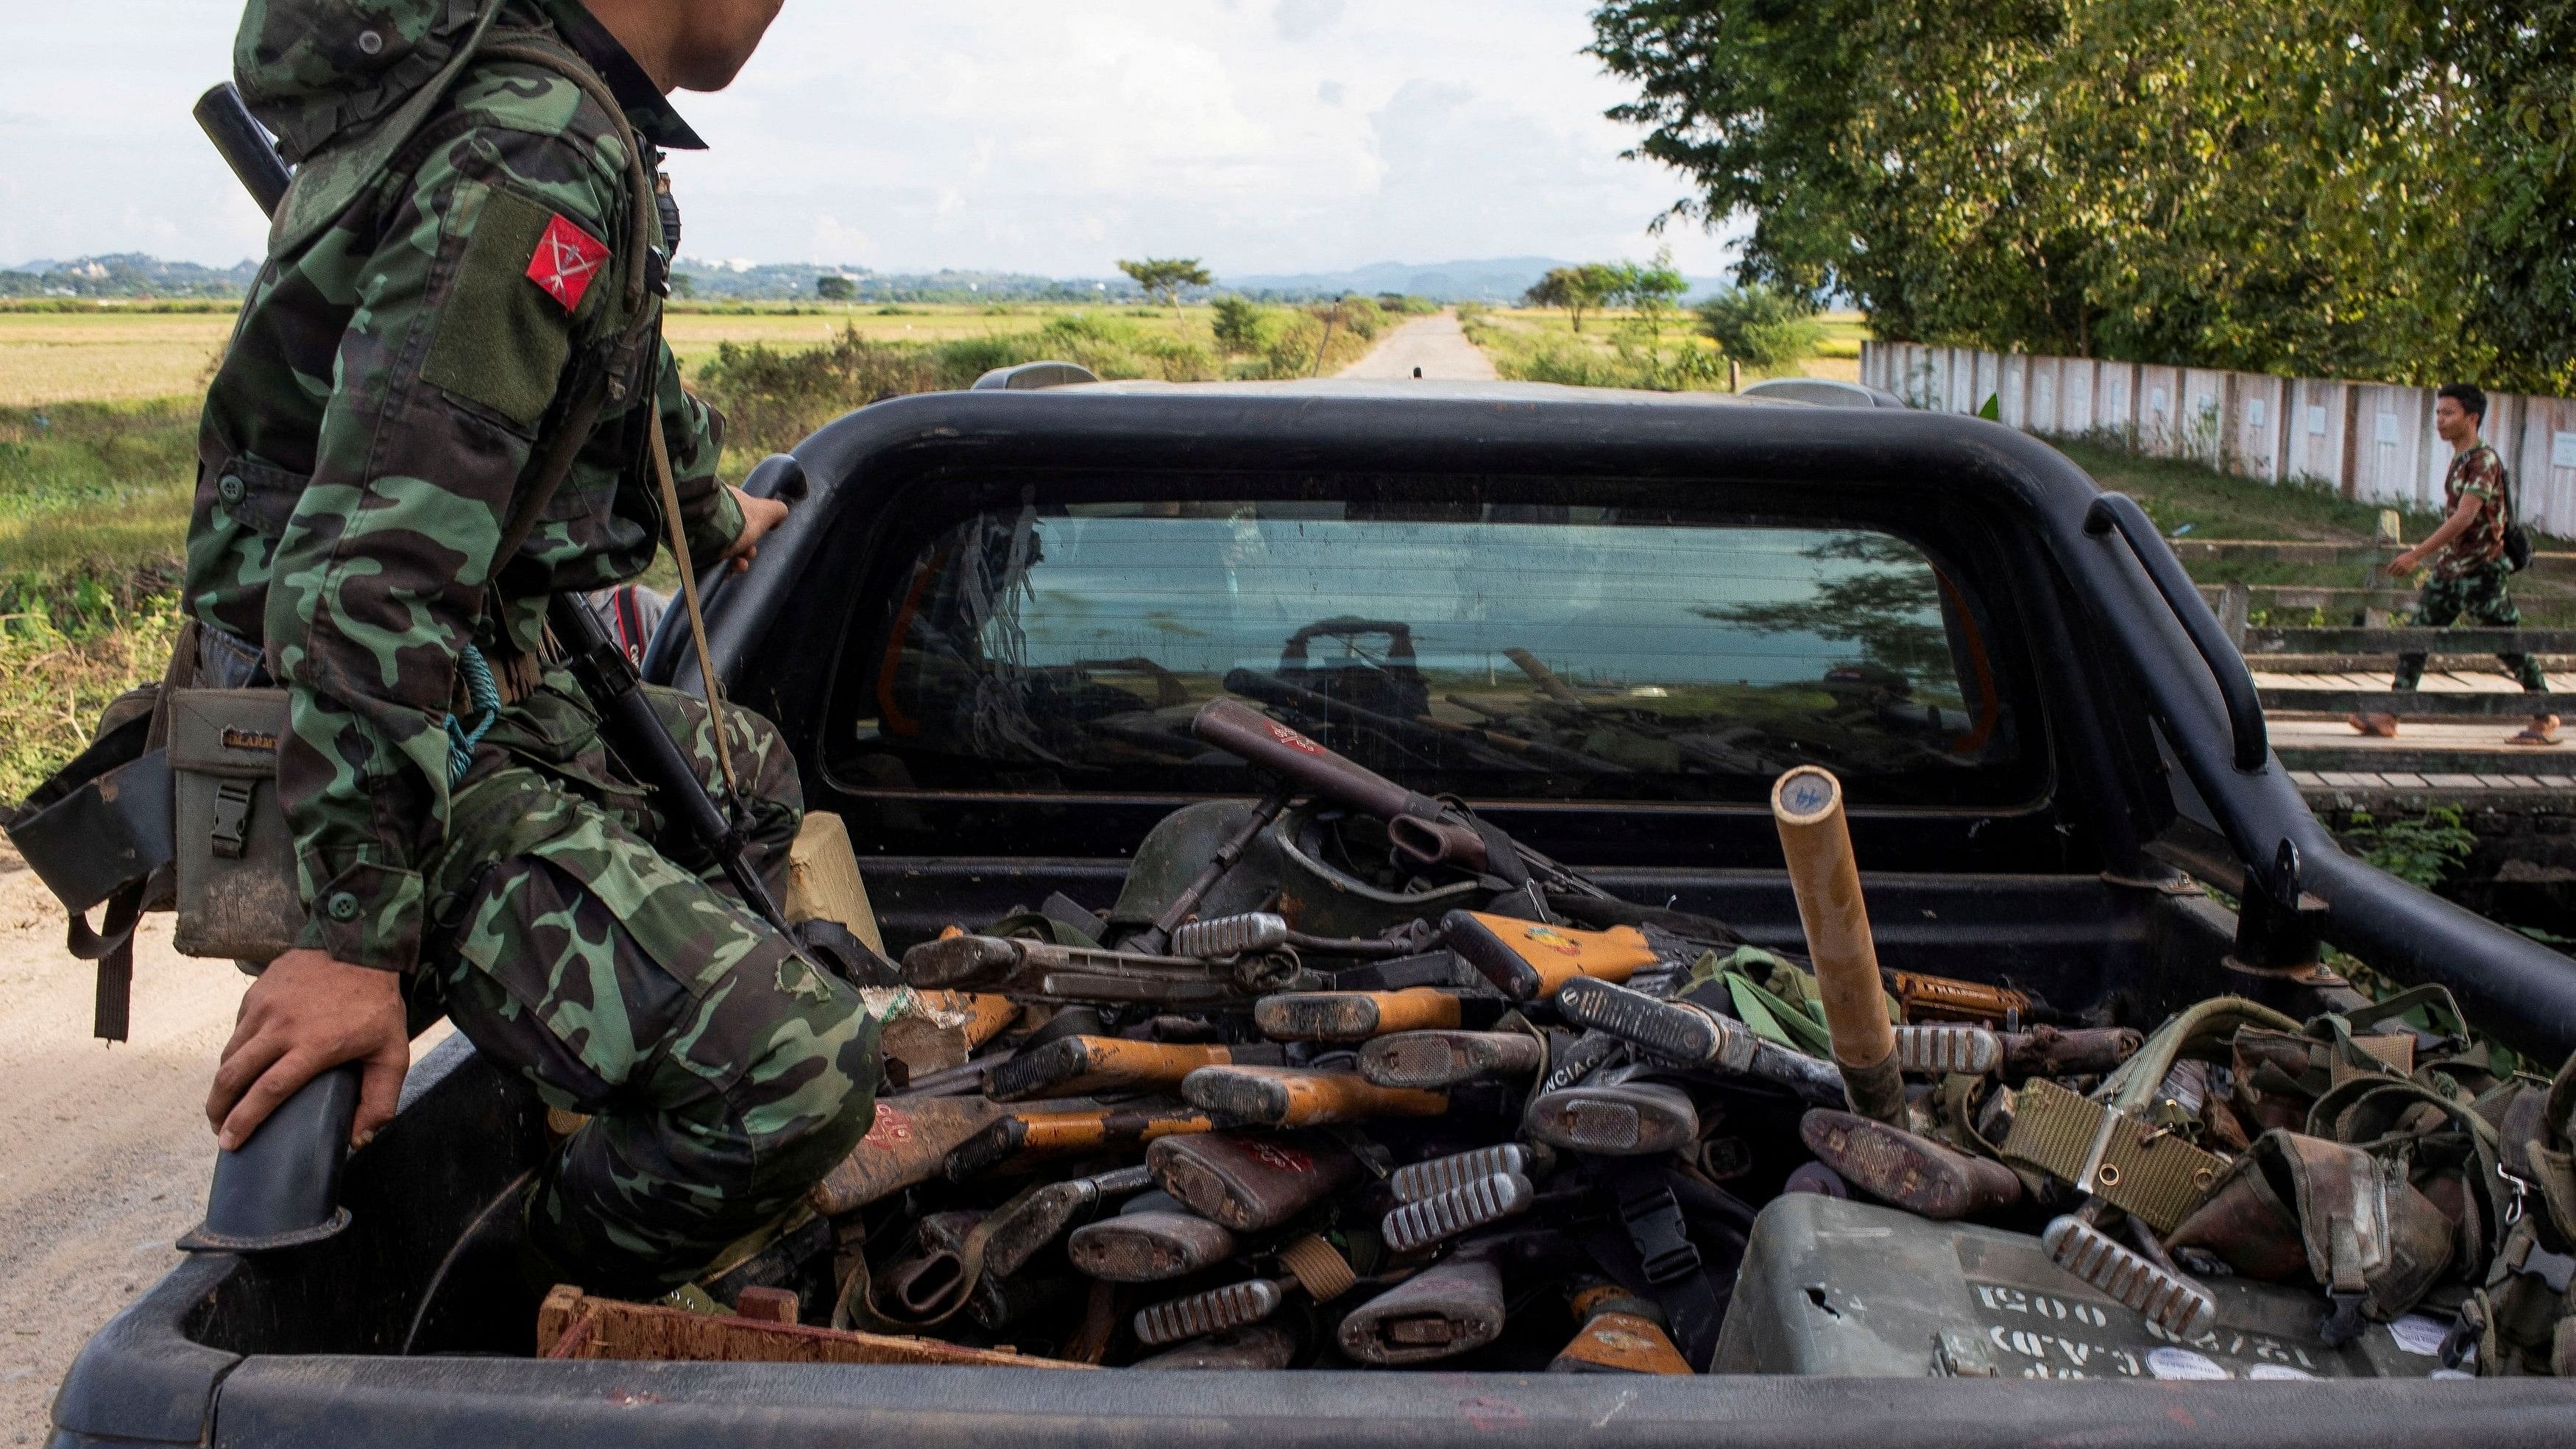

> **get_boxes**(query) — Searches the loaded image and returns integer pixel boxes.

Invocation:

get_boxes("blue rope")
[445,643,503,785]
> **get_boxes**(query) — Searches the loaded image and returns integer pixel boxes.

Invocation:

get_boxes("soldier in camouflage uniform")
[2358,384,2558,746]
[195,0,882,1295]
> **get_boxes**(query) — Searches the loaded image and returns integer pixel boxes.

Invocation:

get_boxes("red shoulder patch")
[526,213,610,313]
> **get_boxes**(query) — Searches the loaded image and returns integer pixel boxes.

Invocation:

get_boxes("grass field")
[1462,306,1866,388]
[0,302,1122,407]
[0,311,238,405]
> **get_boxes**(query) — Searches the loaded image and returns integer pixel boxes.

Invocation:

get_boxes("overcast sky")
[0,0,1742,279]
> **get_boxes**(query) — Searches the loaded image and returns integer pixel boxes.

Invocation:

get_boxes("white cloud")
[0,1,1744,280]
[1275,0,1348,43]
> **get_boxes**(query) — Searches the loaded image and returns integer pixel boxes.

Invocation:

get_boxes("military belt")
[2001,1077,2227,1233]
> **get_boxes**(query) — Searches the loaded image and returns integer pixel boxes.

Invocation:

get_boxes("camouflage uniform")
[2393,443,2546,693]
[194,0,878,1294]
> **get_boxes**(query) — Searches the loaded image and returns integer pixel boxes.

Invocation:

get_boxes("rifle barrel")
[194,83,291,217]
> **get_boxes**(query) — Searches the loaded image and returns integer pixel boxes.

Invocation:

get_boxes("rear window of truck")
[843,499,2028,806]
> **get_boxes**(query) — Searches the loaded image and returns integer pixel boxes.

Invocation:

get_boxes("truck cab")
[48,380,2576,1448]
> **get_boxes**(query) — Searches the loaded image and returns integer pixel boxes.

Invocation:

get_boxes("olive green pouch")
[167,687,304,964]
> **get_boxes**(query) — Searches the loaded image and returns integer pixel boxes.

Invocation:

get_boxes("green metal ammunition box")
[1716,1195,2449,1381]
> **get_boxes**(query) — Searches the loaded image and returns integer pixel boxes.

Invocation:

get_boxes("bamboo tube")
[1770,766,1906,1126]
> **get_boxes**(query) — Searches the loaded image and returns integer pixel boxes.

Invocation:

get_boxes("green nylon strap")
[2102,996,2302,1117]
[1725,971,1834,1058]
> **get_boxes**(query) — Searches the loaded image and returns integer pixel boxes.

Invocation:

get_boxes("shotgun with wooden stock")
[1190,698,1610,901]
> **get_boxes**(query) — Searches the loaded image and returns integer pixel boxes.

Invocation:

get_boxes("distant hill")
[674,259,1138,305]
[1228,258,1570,302]
[1,253,261,299]
[0,252,1743,307]
[1228,258,1740,304]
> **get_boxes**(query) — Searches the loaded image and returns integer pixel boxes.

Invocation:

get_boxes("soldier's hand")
[208,949,411,1152]
[720,486,791,573]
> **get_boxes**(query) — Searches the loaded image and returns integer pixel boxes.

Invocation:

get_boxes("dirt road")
[0,852,447,1439]
[1340,311,1499,382]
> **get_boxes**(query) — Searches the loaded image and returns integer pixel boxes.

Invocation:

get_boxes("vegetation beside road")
[1462,305,1864,390]
[0,296,1421,790]
[698,298,1406,457]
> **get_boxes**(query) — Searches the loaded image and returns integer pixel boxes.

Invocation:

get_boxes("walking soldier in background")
[2356,383,2558,747]
[187,0,880,1295]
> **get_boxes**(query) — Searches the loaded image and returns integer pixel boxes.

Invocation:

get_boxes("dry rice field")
[0,303,1091,408]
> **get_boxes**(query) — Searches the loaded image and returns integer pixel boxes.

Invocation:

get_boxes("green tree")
[2449,0,2576,393]
[1607,249,1720,386]
[815,273,856,302]
[1523,264,1622,332]
[1588,0,2519,386]
[1211,295,1266,353]
[1696,286,1825,369]
[1117,258,1214,319]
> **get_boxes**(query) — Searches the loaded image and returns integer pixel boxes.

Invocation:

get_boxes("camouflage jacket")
[2432,442,2510,581]
[189,0,744,973]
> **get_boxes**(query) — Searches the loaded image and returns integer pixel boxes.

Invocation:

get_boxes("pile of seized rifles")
[545,698,2544,1377]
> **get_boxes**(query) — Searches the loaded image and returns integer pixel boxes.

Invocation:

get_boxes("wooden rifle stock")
[983,1036,1281,1101]
[944,1102,1219,1181]
[1443,910,1657,1001]
[1181,1063,1447,1127]
[1253,988,1476,1042]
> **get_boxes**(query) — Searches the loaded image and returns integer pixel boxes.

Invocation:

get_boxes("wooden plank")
[2201,583,2576,606]
[2258,690,2576,717]
[2173,538,2576,565]
[2243,628,2576,656]
[2243,656,2576,674]
[2276,748,2576,778]
[536,1285,1094,1369]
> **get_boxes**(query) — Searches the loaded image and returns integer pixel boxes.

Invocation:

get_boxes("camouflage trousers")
[2393,561,2548,693]
[417,678,880,1297]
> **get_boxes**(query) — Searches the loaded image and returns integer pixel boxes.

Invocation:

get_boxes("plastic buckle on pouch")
[210,779,255,861]
[2502,1233,2576,1294]
[1619,1183,1700,1285]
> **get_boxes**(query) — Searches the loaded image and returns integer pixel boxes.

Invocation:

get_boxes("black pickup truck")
[46,378,2576,1447]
